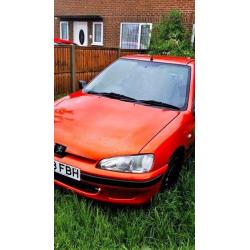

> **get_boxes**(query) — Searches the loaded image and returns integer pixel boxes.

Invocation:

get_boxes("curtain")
[121,24,139,49]
[140,24,151,49]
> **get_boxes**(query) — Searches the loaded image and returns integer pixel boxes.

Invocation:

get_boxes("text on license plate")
[54,161,80,181]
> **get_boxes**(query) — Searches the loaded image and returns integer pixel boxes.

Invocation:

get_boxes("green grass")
[54,157,195,250]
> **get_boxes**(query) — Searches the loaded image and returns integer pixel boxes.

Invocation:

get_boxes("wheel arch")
[168,146,185,163]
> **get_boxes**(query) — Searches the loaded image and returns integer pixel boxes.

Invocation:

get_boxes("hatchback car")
[54,55,195,205]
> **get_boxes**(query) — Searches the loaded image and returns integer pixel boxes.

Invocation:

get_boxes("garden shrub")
[149,10,195,57]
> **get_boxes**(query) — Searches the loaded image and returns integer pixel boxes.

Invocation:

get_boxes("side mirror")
[79,80,88,90]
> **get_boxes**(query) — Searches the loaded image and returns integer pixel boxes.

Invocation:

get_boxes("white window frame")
[119,22,152,49]
[191,23,195,47]
[92,22,104,46]
[60,21,69,40]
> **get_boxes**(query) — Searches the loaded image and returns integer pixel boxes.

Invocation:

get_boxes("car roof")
[120,54,195,65]
[54,37,75,45]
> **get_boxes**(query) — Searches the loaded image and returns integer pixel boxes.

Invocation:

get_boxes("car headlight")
[97,154,154,173]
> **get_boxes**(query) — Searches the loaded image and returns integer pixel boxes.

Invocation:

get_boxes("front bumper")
[54,155,167,205]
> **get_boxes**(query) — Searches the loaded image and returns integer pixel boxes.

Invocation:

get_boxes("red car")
[54,37,75,45]
[54,55,195,205]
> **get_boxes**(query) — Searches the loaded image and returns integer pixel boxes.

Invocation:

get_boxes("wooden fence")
[54,46,145,96]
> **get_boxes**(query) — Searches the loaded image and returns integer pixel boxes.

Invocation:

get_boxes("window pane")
[61,23,68,40]
[121,24,139,49]
[86,59,190,109]
[94,24,102,43]
[140,24,151,49]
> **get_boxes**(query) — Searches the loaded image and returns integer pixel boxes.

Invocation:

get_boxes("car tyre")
[161,151,184,190]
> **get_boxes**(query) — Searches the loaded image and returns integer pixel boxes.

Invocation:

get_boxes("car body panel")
[54,178,162,205]
[121,54,194,65]
[54,37,75,45]
[55,92,179,160]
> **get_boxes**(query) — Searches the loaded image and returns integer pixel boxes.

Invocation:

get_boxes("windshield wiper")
[87,91,180,110]
[87,91,137,102]
[137,100,180,110]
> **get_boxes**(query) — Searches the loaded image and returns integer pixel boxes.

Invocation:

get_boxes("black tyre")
[161,151,184,190]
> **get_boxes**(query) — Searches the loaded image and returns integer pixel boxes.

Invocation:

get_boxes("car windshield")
[85,58,191,109]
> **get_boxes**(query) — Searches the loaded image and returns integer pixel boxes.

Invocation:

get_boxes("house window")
[92,22,103,45]
[60,21,69,40]
[120,23,152,49]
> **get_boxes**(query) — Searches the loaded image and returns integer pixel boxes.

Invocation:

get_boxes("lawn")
[54,157,195,250]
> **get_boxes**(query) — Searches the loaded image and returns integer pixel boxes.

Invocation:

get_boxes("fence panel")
[54,46,71,95]
[75,47,120,85]
[54,46,145,96]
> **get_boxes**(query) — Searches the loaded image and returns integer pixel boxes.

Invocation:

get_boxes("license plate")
[54,161,81,181]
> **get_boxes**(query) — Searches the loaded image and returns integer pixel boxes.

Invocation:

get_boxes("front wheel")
[161,152,184,190]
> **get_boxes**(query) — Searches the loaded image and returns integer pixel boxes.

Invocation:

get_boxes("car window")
[85,59,191,109]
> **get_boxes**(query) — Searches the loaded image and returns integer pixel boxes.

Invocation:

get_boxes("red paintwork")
[54,55,195,205]
[54,37,75,45]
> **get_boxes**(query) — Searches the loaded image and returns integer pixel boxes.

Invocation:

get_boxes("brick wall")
[54,0,195,48]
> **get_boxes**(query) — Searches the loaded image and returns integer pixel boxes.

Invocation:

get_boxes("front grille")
[54,173,99,194]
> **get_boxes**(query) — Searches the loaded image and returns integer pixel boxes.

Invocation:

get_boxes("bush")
[149,10,195,57]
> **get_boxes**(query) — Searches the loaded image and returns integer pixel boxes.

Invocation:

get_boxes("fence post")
[71,44,76,92]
